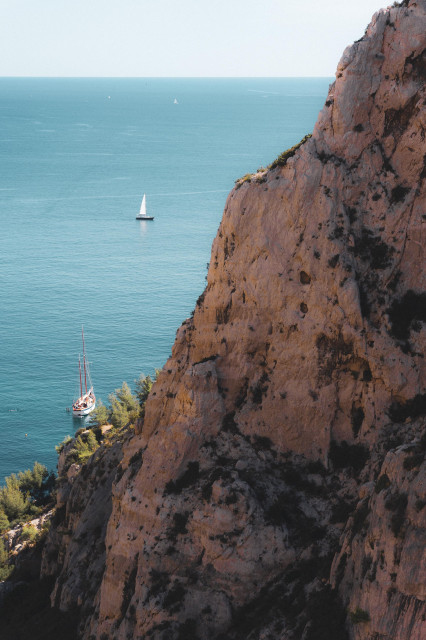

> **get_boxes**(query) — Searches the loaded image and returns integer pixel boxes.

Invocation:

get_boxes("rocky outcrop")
[41,438,123,621]
[33,2,425,639]
[144,2,424,462]
[332,435,426,640]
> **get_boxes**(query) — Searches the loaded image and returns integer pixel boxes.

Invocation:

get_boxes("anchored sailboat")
[136,194,154,220]
[72,327,96,417]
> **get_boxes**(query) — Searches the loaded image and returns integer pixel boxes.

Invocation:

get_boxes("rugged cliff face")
[34,2,426,639]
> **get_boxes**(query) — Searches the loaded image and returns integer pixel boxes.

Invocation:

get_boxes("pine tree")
[91,399,110,427]
[0,484,29,522]
[0,509,10,532]
[135,374,153,417]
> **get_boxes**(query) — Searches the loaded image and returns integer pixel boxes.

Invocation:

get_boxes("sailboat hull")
[72,398,96,417]
[136,215,154,220]
[72,388,96,417]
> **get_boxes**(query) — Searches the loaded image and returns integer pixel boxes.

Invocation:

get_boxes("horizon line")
[0,75,335,80]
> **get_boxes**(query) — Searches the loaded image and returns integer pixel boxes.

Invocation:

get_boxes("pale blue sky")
[0,0,385,77]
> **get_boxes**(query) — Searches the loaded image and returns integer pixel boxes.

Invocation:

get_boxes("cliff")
[2,2,425,639]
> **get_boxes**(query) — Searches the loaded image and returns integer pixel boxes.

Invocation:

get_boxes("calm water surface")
[0,77,331,481]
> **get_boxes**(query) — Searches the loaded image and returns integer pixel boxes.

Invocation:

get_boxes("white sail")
[139,194,147,217]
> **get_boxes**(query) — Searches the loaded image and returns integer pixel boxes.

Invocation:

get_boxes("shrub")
[385,491,408,536]
[265,491,296,526]
[128,449,143,479]
[350,229,394,269]
[55,435,72,455]
[303,586,349,640]
[252,435,272,451]
[17,463,55,506]
[300,270,311,284]
[17,462,46,493]
[403,453,424,470]
[163,582,186,611]
[120,560,138,620]
[135,374,153,418]
[0,510,10,532]
[164,461,200,495]
[251,372,269,405]
[330,499,355,524]
[221,412,239,434]
[21,524,38,543]
[235,173,253,188]
[148,569,170,599]
[306,460,326,475]
[375,473,391,493]
[388,393,426,423]
[90,400,110,427]
[328,254,340,268]
[168,512,189,540]
[65,431,99,467]
[329,441,369,472]
[108,382,139,428]
[387,291,426,342]
[0,483,31,523]
[176,618,198,640]
[0,461,52,518]
[415,498,425,512]
[269,134,312,169]
[349,607,370,624]
[390,185,410,204]
[0,538,13,581]
[385,491,407,512]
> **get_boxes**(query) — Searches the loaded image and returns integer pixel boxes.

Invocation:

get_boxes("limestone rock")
[331,443,426,640]
[36,2,426,639]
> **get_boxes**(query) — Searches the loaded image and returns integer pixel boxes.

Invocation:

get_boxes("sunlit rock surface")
[34,2,425,639]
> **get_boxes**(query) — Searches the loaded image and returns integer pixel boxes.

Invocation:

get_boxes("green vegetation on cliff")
[56,374,154,474]
[91,375,153,430]
[0,462,55,532]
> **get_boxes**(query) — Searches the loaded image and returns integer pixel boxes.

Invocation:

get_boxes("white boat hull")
[72,401,96,417]
[136,215,154,220]
[72,391,96,417]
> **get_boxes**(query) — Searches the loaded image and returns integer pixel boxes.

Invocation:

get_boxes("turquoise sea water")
[0,77,331,482]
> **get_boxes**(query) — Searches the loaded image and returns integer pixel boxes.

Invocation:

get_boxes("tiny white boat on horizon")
[72,327,96,417]
[136,194,154,220]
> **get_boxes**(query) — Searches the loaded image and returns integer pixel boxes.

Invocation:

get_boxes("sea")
[0,77,331,483]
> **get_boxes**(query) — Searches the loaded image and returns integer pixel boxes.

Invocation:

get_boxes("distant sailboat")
[72,327,96,417]
[174,98,178,104]
[136,194,154,220]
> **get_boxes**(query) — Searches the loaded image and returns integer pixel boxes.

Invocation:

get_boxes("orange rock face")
[143,1,424,462]
[42,2,425,639]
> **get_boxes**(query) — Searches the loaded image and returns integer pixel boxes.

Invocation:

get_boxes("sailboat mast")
[79,355,83,398]
[82,326,88,394]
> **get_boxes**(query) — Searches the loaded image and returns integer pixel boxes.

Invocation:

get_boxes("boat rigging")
[72,327,96,417]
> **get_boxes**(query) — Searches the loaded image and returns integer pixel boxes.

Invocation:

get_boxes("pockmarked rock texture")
[35,2,425,639]
[145,1,425,462]
[332,443,426,640]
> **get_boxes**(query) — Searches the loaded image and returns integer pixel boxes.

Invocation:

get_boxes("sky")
[0,0,386,77]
